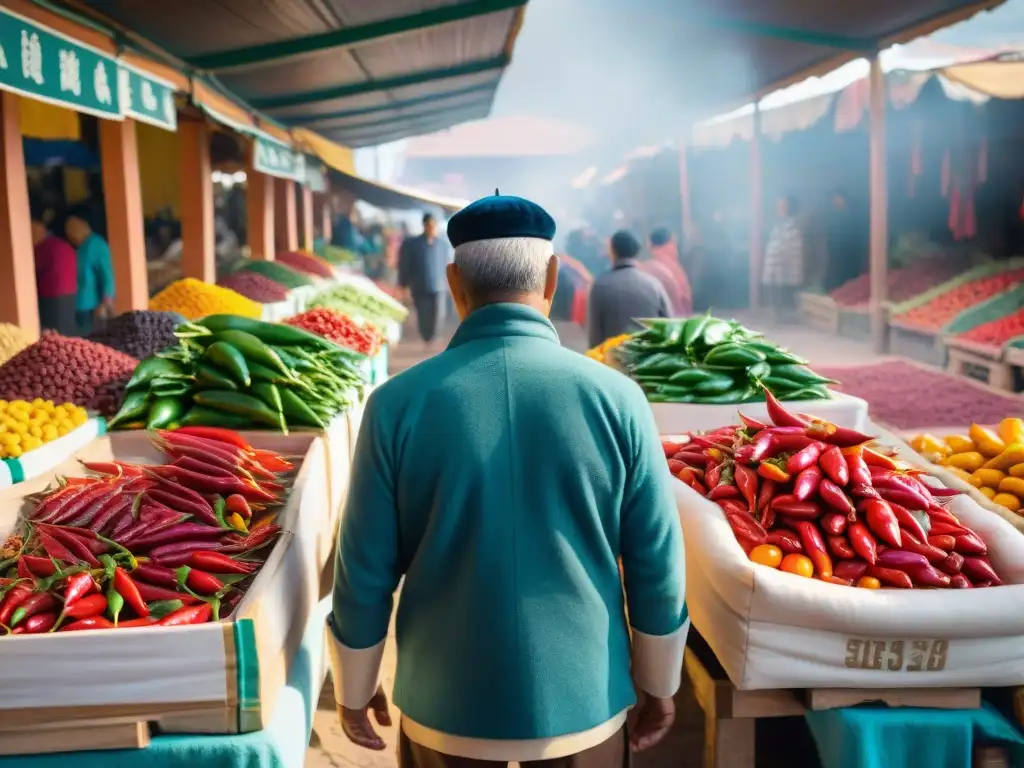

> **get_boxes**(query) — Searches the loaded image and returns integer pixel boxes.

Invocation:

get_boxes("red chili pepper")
[821,512,848,535]
[49,482,117,526]
[749,431,777,462]
[672,450,711,466]
[65,593,107,620]
[117,617,159,628]
[939,552,964,575]
[725,512,767,544]
[16,559,32,580]
[169,427,253,452]
[766,530,803,554]
[31,483,92,523]
[844,449,873,486]
[949,574,972,589]
[113,567,149,618]
[927,534,956,552]
[36,529,81,565]
[708,483,740,501]
[705,462,723,489]
[819,480,856,518]
[178,567,226,595]
[821,425,876,448]
[133,562,180,589]
[870,565,913,588]
[738,412,769,431]
[188,551,259,575]
[250,449,294,473]
[889,503,928,544]
[928,521,968,537]
[953,533,987,556]
[24,612,58,633]
[9,592,59,627]
[19,555,57,577]
[0,584,34,627]
[133,580,199,604]
[733,464,758,509]
[663,439,687,457]
[907,564,952,589]
[770,495,823,519]
[757,462,791,483]
[834,559,869,581]
[60,616,115,631]
[793,521,833,577]
[62,571,96,612]
[36,525,100,567]
[763,387,811,428]
[827,535,856,560]
[756,479,777,524]
[898,532,947,565]
[847,523,878,565]
[158,602,213,626]
[772,434,817,453]
[786,442,826,475]
[151,465,278,503]
[819,574,854,587]
[819,446,850,486]
[862,447,900,470]
[793,465,823,501]
[861,499,902,548]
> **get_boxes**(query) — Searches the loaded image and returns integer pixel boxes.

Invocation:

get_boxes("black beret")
[447,193,556,249]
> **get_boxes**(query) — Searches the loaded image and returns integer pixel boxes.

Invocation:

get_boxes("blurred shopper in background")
[823,188,867,293]
[65,209,115,336]
[648,227,692,315]
[31,205,78,336]
[762,194,805,324]
[399,212,449,350]
[588,229,671,347]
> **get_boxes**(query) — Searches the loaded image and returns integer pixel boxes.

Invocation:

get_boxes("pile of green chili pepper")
[108,315,367,432]
[613,313,838,405]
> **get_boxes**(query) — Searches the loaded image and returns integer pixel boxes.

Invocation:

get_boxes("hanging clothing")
[762,217,805,287]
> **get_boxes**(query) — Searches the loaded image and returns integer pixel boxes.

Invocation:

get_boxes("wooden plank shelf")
[945,338,1014,392]
[889,322,946,368]
[798,292,839,334]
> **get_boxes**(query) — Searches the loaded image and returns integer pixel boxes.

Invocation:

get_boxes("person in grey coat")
[587,230,672,348]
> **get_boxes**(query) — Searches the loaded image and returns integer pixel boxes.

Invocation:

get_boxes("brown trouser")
[398,723,630,768]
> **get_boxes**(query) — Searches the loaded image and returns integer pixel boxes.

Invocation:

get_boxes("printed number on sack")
[844,639,948,672]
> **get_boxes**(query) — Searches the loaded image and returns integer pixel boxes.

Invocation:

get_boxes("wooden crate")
[798,292,838,333]
[945,338,1014,392]
[685,632,991,768]
[0,426,347,755]
[837,306,872,342]
[1005,346,1024,392]
[889,322,946,368]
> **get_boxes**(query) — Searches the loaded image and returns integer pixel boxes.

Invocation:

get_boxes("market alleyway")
[306,318,876,768]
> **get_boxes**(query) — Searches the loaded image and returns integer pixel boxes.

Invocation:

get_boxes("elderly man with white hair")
[328,193,688,768]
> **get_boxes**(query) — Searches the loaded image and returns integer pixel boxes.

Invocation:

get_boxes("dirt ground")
[305,316,871,768]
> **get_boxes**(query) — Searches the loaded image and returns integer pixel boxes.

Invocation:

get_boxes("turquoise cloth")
[0,597,332,768]
[75,233,115,312]
[331,302,686,740]
[806,703,1024,768]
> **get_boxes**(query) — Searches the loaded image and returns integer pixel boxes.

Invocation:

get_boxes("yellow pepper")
[911,433,949,456]
[947,451,986,472]
[227,512,248,533]
[969,424,1006,458]
[971,468,1006,489]
[983,443,1024,472]
[999,476,1024,499]
[943,435,975,454]
[999,418,1024,447]
[944,466,975,483]
[1010,463,1024,479]
[993,492,1022,513]
[979,486,997,500]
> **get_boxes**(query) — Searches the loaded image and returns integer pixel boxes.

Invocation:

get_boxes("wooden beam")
[748,103,763,312]
[0,92,39,338]
[179,117,216,283]
[869,56,888,353]
[247,155,275,261]
[275,179,298,253]
[189,0,526,71]
[300,186,315,251]
[100,118,148,312]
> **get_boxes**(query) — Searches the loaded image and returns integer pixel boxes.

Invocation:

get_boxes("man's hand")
[629,692,675,753]
[338,685,392,751]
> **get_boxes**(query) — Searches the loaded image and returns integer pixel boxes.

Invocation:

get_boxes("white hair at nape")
[453,237,553,298]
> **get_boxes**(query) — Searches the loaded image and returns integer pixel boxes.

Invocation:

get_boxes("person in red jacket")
[647,227,692,315]
[31,208,78,336]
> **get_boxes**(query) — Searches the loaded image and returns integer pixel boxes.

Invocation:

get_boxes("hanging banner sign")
[119,64,177,131]
[253,136,304,181]
[303,157,327,192]
[0,5,120,119]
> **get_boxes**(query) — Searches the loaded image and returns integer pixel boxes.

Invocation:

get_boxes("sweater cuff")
[326,622,386,709]
[630,617,689,699]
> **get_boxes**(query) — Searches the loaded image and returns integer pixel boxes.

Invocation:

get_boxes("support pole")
[0,92,39,337]
[869,55,889,353]
[246,152,275,260]
[321,197,333,244]
[274,178,298,253]
[749,103,764,311]
[179,117,215,283]
[300,186,315,251]
[100,118,149,311]
[677,136,693,247]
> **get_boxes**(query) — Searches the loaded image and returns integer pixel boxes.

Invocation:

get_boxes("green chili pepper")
[252,383,287,433]
[108,391,150,429]
[693,375,740,395]
[247,361,297,386]
[655,385,698,403]
[178,406,254,428]
[146,397,188,430]
[213,497,230,529]
[696,387,757,404]
[667,367,719,386]
[768,364,838,386]
[197,315,336,350]
[125,358,187,392]
[646,393,671,403]
[204,342,252,387]
[196,364,239,391]
[700,319,734,347]
[681,312,712,348]
[148,599,185,620]
[703,343,767,367]
[780,385,833,401]
[193,390,283,428]
[760,375,805,394]
[278,388,326,428]
[211,330,293,378]
[747,361,771,380]
[107,583,124,626]
[99,555,116,583]
[744,341,809,365]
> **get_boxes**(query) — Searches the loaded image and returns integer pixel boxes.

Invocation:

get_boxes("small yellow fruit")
[993,492,1022,512]
[979,486,998,500]
[947,452,986,472]
[944,435,975,454]
[971,468,1006,489]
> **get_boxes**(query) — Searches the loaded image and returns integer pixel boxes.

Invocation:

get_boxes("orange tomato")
[856,576,882,589]
[749,544,783,568]
[779,553,814,578]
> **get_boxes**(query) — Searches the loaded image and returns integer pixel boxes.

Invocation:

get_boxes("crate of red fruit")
[285,307,383,356]
[663,390,1024,691]
[0,426,336,754]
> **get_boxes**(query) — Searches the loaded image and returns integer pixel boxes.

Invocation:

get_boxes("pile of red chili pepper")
[664,388,1004,590]
[284,308,383,356]
[0,427,294,634]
